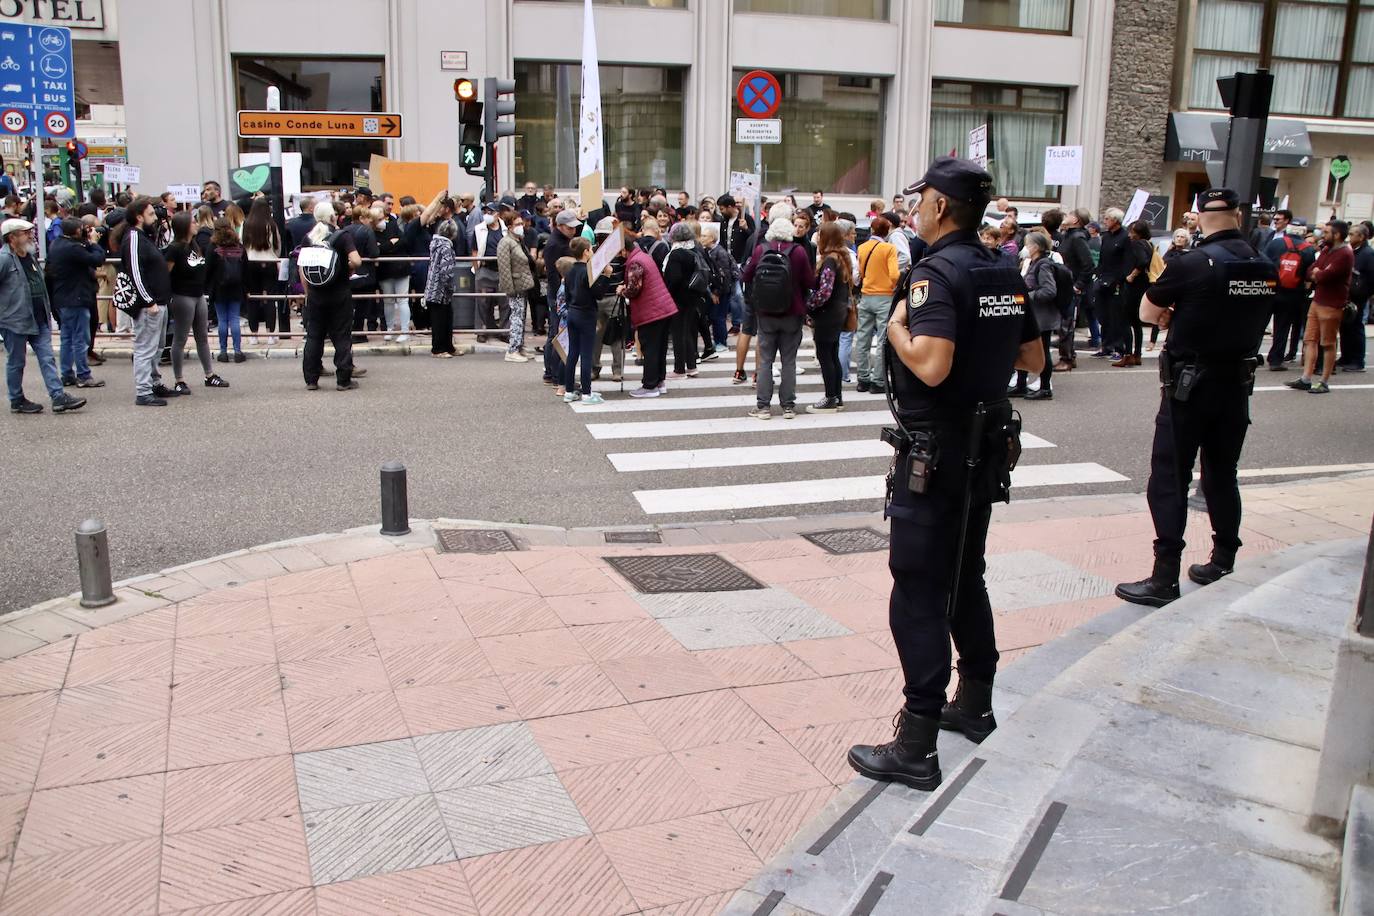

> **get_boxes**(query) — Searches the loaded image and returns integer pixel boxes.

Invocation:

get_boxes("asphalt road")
[2,335,1370,615]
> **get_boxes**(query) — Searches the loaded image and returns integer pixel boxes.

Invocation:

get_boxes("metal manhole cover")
[802,527,890,555]
[435,529,521,553]
[604,553,764,594]
[603,530,663,544]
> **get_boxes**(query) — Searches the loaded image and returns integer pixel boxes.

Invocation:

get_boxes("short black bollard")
[380,461,411,536]
[75,519,116,608]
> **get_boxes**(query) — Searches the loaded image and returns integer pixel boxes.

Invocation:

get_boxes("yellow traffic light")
[454,79,477,102]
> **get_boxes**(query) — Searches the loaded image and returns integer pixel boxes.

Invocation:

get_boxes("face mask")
[513,226,525,238]
[484,214,496,226]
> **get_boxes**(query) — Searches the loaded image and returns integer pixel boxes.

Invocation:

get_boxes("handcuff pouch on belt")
[1161,351,1260,401]
[968,401,1023,507]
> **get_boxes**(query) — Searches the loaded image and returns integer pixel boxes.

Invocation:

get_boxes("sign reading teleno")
[735,118,781,145]
[1042,145,1083,187]
[237,110,402,139]
[102,162,139,184]
[0,0,104,29]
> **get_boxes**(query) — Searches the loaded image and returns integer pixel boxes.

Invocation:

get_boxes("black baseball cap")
[1198,187,1240,211]
[903,156,995,207]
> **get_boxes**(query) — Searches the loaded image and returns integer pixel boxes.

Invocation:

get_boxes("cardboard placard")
[168,183,202,204]
[367,154,449,205]
[588,225,622,284]
[232,152,303,199]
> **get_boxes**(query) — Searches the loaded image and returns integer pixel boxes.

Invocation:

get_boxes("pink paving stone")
[171,664,282,718]
[674,732,831,810]
[36,719,167,789]
[379,639,494,688]
[452,589,564,638]
[640,892,735,916]
[278,652,392,702]
[723,786,837,861]
[266,589,365,629]
[599,653,727,703]
[393,676,521,737]
[159,815,312,912]
[76,606,177,649]
[828,667,907,714]
[461,835,637,916]
[173,629,278,676]
[520,560,624,598]
[717,539,826,563]
[167,702,292,770]
[570,618,687,662]
[314,860,477,916]
[16,773,164,859]
[273,620,376,663]
[545,591,651,627]
[347,551,439,587]
[0,736,46,796]
[164,756,299,835]
[356,579,454,617]
[166,887,317,915]
[50,676,170,734]
[65,639,173,688]
[735,678,872,732]
[560,752,715,831]
[175,598,274,640]
[0,644,71,696]
[283,689,409,753]
[366,607,473,647]
[633,689,773,752]
[0,691,58,743]
[598,812,762,911]
[527,705,668,771]
[781,717,893,785]
[477,628,592,675]
[1,836,161,916]
[429,553,537,593]
[0,791,27,864]
[499,663,627,719]
[784,635,898,677]
[264,565,352,597]
[738,556,844,584]
[691,644,817,688]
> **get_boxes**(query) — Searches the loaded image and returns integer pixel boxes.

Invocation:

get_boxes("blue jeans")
[3,326,64,404]
[215,300,242,353]
[838,330,854,383]
[58,306,92,380]
[728,282,744,327]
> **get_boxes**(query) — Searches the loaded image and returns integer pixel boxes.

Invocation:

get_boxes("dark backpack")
[1051,259,1074,312]
[216,248,244,293]
[752,242,794,316]
[686,246,712,298]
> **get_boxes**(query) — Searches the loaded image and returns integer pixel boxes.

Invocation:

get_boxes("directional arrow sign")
[237,110,403,139]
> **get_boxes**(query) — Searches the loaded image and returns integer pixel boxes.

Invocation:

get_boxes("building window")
[1189,0,1374,118]
[517,0,685,6]
[934,0,1072,32]
[234,56,385,188]
[514,62,684,191]
[928,80,1067,200]
[732,0,889,20]
[728,70,884,195]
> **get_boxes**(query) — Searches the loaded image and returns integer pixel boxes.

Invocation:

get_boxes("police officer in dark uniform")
[1116,188,1277,607]
[847,158,1044,791]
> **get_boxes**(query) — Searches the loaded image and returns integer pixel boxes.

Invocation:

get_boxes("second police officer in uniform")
[1115,187,1277,606]
[847,158,1044,791]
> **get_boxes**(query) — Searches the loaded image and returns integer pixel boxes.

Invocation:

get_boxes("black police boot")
[1114,557,1181,608]
[939,678,997,743]
[846,709,942,791]
[1188,550,1235,586]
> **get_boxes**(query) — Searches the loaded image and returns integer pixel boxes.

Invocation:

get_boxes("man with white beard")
[0,218,87,415]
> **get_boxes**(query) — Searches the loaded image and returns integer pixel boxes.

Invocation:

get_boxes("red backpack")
[1276,235,1310,290]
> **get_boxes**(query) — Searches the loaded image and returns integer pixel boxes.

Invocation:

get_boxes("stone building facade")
[1099,0,1180,211]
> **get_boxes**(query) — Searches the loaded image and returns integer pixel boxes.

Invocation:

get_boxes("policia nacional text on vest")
[845,157,1045,792]
[1115,186,1278,608]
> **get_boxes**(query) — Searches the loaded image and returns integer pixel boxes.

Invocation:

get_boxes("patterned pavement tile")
[745,606,851,643]
[160,816,312,912]
[435,772,589,857]
[175,598,273,640]
[722,786,836,862]
[170,664,281,718]
[546,591,650,626]
[313,860,477,916]
[0,736,46,795]
[0,691,57,743]
[36,719,167,789]
[657,614,773,651]
[394,677,521,737]
[499,663,626,719]
[273,620,375,663]
[527,705,668,771]
[348,551,439,588]
[691,644,817,688]
[278,652,392,702]
[284,690,409,754]
[173,629,278,676]
[461,835,636,916]
[75,606,176,649]
[783,634,897,677]
[780,717,891,785]
[633,689,773,752]
[673,733,830,809]
[639,892,735,916]
[165,887,317,916]
[735,677,873,733]
[560,753,714,831]
[0,790,27,865]
[599,653,727,703]
[267,589,364,629]
[739,556,843,583]
[303,793,454,886]
[65,640,172,688]
[429,553,533,590]
[378,639,493,687]
[366,607,473,647]
[597,812,761,911]
[167,702,292,769]
[50,675,170,733]
[1,836,161,916]
[570,619,686,662]
[520,555,624,598]
[357,579,457,618]
[266,566,352,597]
[414,722,551,791]
[455,591,564,638]
[164,756,300,834]
[294,738,430,812]
[477,628,592,675]
[828,668,906,716]
[0,645,71,696]
[16,773,164,859]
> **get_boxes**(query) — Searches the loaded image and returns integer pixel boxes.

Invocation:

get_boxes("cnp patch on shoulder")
[909,279,929,310]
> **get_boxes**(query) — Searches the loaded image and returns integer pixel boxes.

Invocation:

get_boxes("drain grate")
[605,553,764,594]
[435,529,521,554]
[802,527,890,556]
[603,530,663,544]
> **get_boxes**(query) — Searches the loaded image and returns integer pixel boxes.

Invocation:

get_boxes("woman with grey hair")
[425,219,459,357]
[662,220,705,378]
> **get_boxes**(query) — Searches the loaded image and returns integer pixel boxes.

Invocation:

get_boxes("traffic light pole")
[267,87,288,257]
[1218,69,1273,234]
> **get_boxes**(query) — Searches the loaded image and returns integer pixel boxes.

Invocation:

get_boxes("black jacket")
[121,226,171,308]
[286,213,316,249]
[1095,225,1130,286]
[375,215,408,280]
[1060,226,1093,292]
[1352,242,1374,306]
[718,213,757,267]
[46,235,106,312]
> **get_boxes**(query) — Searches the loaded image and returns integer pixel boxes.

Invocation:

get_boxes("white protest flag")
[1191,194,1200,213]
[1280,194,1290,211]
[578,0,605,214]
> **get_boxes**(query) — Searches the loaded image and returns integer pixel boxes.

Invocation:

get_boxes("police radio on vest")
[977,293,1026,317]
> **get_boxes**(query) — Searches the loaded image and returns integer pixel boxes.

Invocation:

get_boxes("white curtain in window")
[1347,66,1374,117]
[1018,0,1069,30]
[934,0,964,21]
[1190,53,1258,108]
[1193,0,1263,53]
[993,112,1060,198]
[1273,3,1344,60]
[1270,60,1338,116]
[1353,9,1374,63]
[929,107,982,164]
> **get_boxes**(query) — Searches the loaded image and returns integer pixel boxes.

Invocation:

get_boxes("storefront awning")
[1165,112,1313,169]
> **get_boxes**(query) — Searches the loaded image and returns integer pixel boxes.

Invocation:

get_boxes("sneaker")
[350,367,368,378]
[217,352,230,363]
[727,325,740,337]
[542,377,559,387]
[152,384,180,399]
[554,386,566,397]
[337,380,359,391]
[74,377,105,388]
[135,395,167,406]
[656,381,668,393]
[1340,365,1366,373]
[383,334,394,342]
[504,351,531,363]
[686,369,699,378]
[1026,388,1054,400]
[714,342,726,352]
[205,374,230,388]
[245,336,258,346]
[51,392,86,413]
[582,392,605,405]
[264,336,279,346]
[856,379,871,393]
[395,334,410,343]
[61,375,77,387]
[807,398,842,413]
[233,352,247,363]
[563,391,582,403]
[668,371,688,380]
[534,346,544,355]
[628,387,661,398]
[610,374,623,383]
[1309,380,1331,393]
[868,383,887,394]
[782,405,796,420]
[9,398,42,414]
[1090,350,1111,359]
[747,407,772,420]
[173,381,192,396]
[731,370,747,385]
[795,366,805,375]
[1285,377,1312,391]
[306,381,319,390]
[700,348,719,361]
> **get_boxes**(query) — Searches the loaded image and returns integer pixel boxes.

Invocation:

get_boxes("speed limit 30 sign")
[1,109,26,134]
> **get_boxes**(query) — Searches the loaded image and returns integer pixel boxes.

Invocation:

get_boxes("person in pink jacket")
[617,221,678,398]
